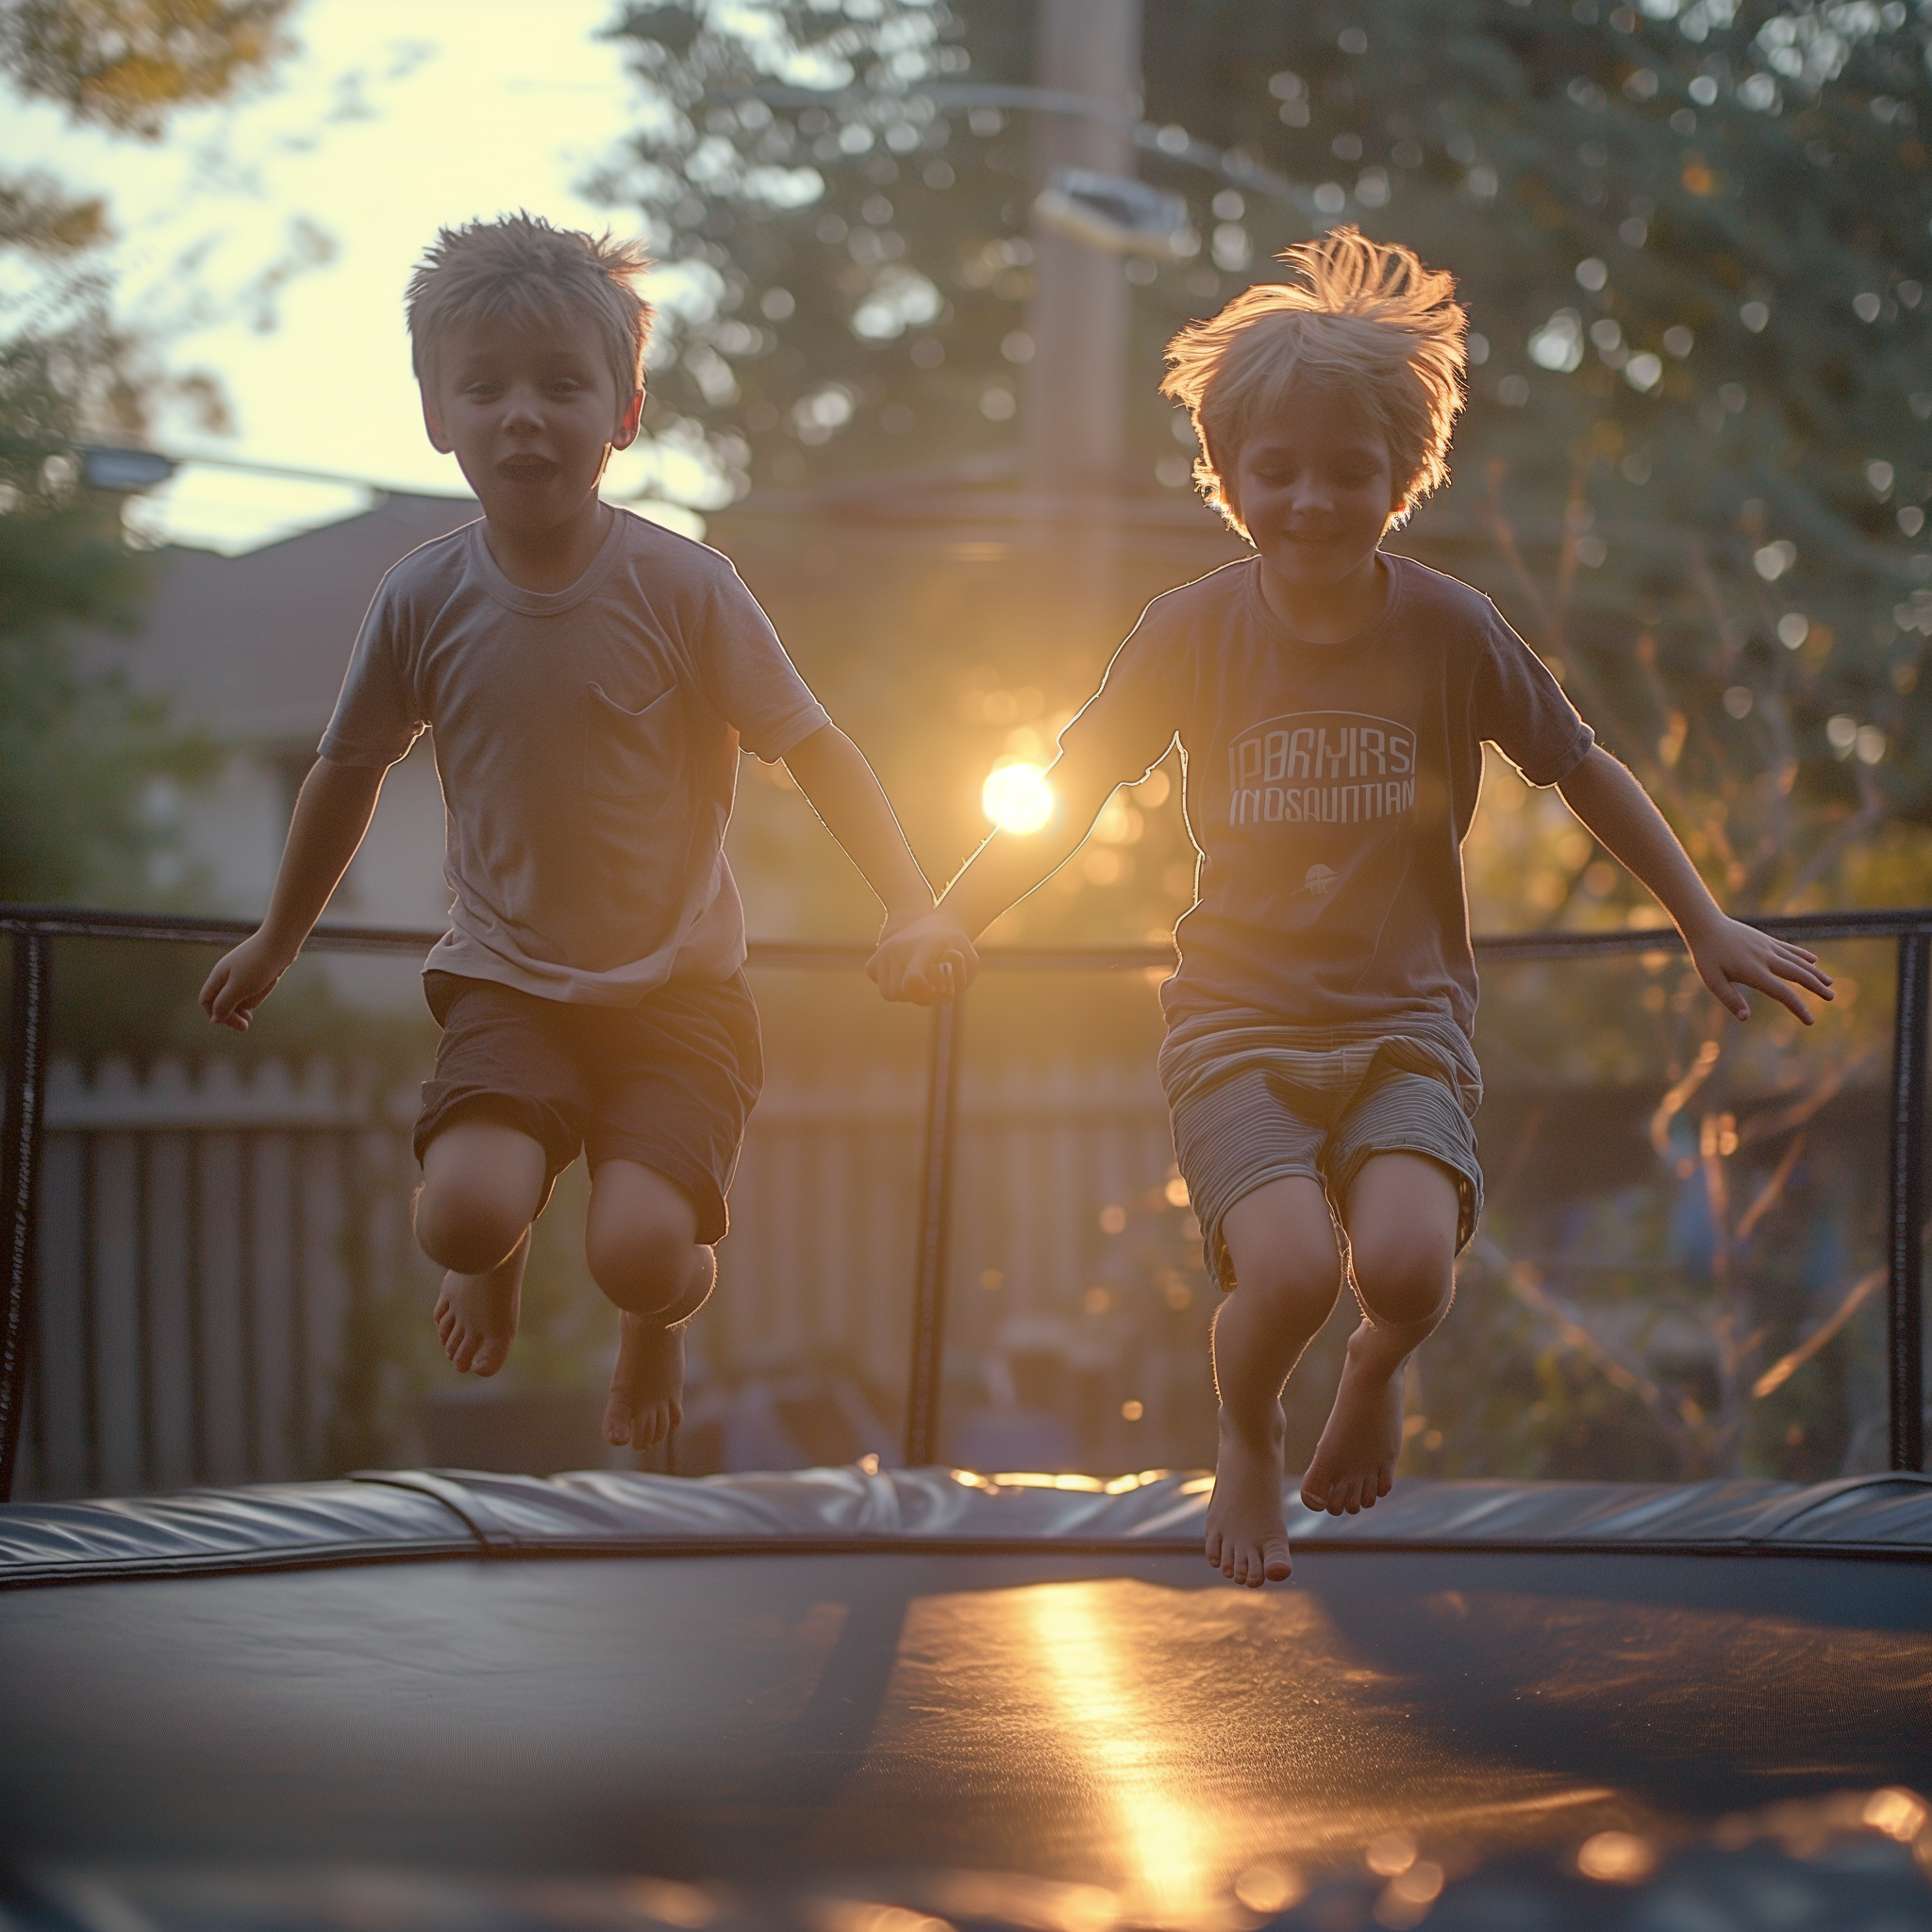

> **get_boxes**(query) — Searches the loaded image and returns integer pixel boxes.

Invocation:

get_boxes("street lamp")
[1034,170,1191,258]
[77,445,177,493]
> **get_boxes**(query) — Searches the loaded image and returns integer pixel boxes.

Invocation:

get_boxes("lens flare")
[983,759,1055,834]
[1577,1831,1656,1884]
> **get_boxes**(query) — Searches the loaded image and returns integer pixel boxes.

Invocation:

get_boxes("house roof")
[100,491,480,747]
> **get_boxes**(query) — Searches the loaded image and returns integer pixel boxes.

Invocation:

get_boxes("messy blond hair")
[1160,226,1466,539]
[406,212,653,405]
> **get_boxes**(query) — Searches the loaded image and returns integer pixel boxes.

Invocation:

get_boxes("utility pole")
[1024,0,1143,501]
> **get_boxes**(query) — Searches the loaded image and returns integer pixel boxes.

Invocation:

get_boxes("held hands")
[869,908,979,1006]
[199,930,297,1033]
[1686,915,1834,1024]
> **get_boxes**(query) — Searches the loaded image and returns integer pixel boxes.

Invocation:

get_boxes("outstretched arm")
[868,742,1131,1005]
[1557,745,1833,1024]
[780,724,939,941]
[199,757,387,1031]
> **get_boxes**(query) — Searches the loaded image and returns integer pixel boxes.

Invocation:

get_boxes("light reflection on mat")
[1017,1580,1228,1924]
[841,1574,1639,1922]
[23,1787,1932,1932]
[4,1543,1930,1901]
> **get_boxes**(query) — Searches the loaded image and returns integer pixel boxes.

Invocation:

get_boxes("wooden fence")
[13,1053,1181,1499]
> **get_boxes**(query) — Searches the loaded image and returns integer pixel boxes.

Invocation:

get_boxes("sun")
[982,759,1055,835]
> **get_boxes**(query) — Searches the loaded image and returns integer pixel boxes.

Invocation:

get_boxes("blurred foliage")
[6,2,1915,1485]
[0,325,216,904]
[0,0,299,908]
[598,0,1932,930]
[0,164,108,252]
[589,0,1026,502]
[1080,947,1896,1484]
[0,0,294,136]
[587,2,1924,1481]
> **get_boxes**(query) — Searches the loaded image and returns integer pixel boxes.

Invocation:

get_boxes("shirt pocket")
[584,681,680,798]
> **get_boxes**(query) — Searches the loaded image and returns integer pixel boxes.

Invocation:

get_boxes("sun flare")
[982,759,1056,834]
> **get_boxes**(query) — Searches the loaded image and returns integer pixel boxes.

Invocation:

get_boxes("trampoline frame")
[2,900,1927,1500]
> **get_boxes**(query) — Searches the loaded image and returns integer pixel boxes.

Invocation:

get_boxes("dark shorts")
[413,971,763,1248]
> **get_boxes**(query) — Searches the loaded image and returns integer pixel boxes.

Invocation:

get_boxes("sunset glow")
[983,759,1055,834]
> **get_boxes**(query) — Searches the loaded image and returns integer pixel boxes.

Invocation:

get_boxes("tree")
[0,0,292,135]
[586,1,1031,504]
[0,0,296,903]
[585,3,1924,1484]
[593,0,1931,928]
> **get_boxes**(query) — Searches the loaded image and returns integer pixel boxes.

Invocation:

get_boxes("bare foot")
[432,1231,527,1375]
[1300,1320,1407,1514]
[1205,1405,1293,1588]
[604,1312,685,1450]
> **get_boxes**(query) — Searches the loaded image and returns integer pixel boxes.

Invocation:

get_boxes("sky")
[4,0,708,551]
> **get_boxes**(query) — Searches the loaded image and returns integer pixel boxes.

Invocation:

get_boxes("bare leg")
[1205,1176,1344,1588]
[416,1119,549,1377]
[585,1159,709,1451]
[1300,1152,1458,1515]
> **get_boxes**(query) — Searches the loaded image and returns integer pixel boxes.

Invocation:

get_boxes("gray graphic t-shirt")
[1058,553,1593,1047]
[320,508,829,1005]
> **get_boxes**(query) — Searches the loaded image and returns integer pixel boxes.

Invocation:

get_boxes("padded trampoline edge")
[3,1469,1930,1587]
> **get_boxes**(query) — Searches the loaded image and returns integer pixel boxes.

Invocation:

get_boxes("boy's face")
[422,309,641,541]
[1228,387,1407,597]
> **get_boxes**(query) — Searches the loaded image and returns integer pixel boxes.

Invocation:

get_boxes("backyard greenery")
[4,1,1923,1489]
[0,0,298,904]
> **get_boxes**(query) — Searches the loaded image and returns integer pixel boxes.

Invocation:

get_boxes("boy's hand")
[200,930,297,1033]
[196,758,385,1032]
[878,899,936,944]
[1686,915,1834,1024]
[868,909,977,1005]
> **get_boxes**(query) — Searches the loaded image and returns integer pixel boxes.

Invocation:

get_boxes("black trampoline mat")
[5,1544,1930,1908]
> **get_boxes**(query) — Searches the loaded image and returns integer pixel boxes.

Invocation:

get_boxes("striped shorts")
[1170,1054,1483,1292]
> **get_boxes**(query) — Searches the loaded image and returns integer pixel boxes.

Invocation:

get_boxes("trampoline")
[4,1465,1931,1931]
[5,909,1932,1926]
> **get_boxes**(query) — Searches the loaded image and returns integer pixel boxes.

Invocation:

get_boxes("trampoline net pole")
[0,928,51,1501]
[1890,929,1929,1474]
[905,988,964,1468]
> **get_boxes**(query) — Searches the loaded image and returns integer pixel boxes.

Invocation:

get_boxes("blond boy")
[204,215,944,1448]
[873,228,1829,1586]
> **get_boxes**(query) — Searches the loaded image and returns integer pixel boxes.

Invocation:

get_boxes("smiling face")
[1227,385,1407,634]
[422,308,641,551]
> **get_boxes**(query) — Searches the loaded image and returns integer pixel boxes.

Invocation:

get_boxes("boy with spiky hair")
[203,213,944,1450]
[873,228,1829,1586]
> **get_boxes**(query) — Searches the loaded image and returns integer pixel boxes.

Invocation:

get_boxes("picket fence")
[13,1053,1181,1500]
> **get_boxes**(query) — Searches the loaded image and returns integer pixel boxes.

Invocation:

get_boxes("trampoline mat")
[3,1471,1930,1929]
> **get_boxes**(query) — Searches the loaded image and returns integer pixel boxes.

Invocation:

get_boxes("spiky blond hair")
[1160,226,1466,539]
[406,212,653,406]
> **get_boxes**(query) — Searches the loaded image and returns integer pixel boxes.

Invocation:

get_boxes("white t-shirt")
[319,508,829,1005]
